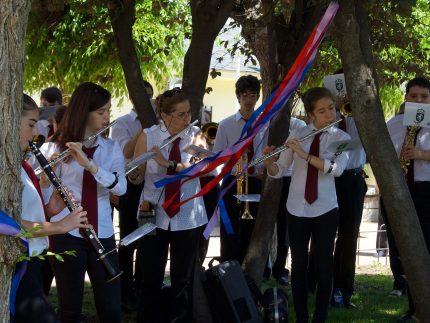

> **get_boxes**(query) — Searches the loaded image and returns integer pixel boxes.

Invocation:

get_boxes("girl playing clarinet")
[15,94,90,323]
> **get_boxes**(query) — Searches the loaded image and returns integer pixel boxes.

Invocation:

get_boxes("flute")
[248,119,342,167]
[125,120,199,175]
[28,141,122,282]
[34,120,117,177]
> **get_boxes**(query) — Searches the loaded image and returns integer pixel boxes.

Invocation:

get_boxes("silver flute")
[248,119,342,167]
[125,120,199,175]
[34,120,117,176]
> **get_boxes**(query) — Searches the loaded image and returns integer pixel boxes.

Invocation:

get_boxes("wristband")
[85,159,95,171]
[306,154,311,162]
[107,172,119,189]
[168,160,178,172]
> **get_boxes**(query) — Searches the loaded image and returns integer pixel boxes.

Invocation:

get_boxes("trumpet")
[248,119,342,168]
[34,120,117,176]
[202,122,218,146]
[337,95,352,117]
[236,154,253,220]
[125,120,198,175]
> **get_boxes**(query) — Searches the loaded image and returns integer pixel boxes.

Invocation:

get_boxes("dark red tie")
[338,115,347,132]
[165,138,181,218]
[304,133,321,204]
[81,146,98,234]
[22,160,48,220]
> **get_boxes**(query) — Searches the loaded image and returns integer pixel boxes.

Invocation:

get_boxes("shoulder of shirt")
[387,114,403,126]
[219,113,238,125]
[330,127,351,140]
[290,117,307,129]
[144,123,160,135]
[97,136,119,149]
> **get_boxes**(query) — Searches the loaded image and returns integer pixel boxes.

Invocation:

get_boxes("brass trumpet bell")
[202,122,218,146]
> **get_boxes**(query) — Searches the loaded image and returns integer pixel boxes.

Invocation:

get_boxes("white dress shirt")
[39,136,127,238]
[21,167,52,256]
[342,117,366,169]
[142,124,207,231]
[110,110,142,161]
[268,123,350,217]
[213,111,265,175]
[387,114,430,181]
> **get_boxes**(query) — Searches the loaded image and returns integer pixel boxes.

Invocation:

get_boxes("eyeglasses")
[162,87,182,98]
[171,110,191,119]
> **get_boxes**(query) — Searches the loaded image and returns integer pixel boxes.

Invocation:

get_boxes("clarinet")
[28,141,122,282]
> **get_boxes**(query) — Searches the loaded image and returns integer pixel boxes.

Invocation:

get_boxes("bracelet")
[306,154,311,162]
[107,172,119,189]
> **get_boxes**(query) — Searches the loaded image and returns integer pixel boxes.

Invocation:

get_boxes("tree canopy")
[24,0,190,96]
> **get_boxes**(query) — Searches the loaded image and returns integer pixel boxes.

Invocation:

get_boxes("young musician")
[40,82,126,323]
[130,88,207,322]
[110,80,154,311]
[213,74,263,264]
[263,87,349,323]
[385,77,430,322]
[15,94,90,323]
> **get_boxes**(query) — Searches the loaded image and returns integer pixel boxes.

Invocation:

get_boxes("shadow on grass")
[48,269,408,322]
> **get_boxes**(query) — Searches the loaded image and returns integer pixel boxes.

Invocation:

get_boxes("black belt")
[342,167,363,176]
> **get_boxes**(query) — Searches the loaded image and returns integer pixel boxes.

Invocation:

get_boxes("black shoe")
[276,273,289,286]
[397,311,414,322]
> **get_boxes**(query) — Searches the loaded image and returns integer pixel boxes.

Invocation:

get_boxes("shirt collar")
[235,111,247,122]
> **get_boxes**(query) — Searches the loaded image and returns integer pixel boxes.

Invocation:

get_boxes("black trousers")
[380,200,407,291]
[333,171,367,301]
[137,226,203,323]
[272,176,292,278]
[405,182,430,314]
[14,255,58,323]
[118,179,144,299]
[220,175,262,264]
[51,234,121,323]
[289,209,339,323]
[199,176,220,263]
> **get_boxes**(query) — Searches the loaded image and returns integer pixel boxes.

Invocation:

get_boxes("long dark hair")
[51,82,110,149]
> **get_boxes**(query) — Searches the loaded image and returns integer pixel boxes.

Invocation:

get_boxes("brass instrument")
[236,153,253,220]
[34,120,117,176]
[202,122,218,146]
[337,95,352,117]
[399,125,421,175]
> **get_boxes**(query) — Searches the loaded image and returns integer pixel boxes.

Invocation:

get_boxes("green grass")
[48,264,409,322]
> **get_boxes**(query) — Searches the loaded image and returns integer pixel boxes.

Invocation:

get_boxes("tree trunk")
[237,0,329,286]
[107,0,157,129]
[335,1,430,320]
[182,0,234,122]
[0,0,31,320]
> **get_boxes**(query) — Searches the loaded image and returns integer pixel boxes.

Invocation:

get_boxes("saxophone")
[399,125,421,176]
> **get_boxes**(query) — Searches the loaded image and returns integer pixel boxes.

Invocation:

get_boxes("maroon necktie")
[304,133,321,204]
[22,160,48,220]
[81,146,98,234]
[338,115,347,132]
[165,138,181,218]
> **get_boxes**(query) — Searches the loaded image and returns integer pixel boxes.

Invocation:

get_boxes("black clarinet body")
[28,141,122,282]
